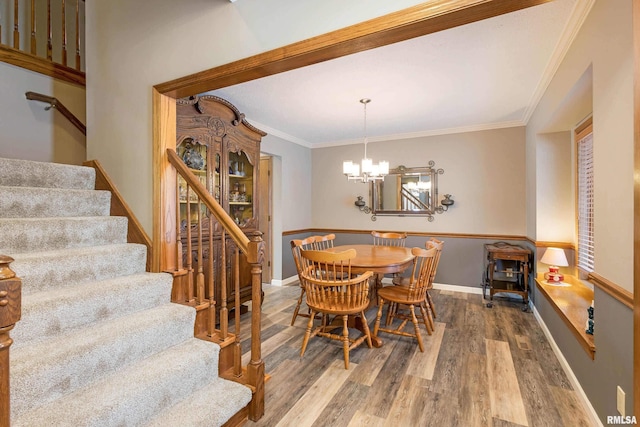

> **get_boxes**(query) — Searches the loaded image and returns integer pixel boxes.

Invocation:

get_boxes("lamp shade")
[540,247,569,267]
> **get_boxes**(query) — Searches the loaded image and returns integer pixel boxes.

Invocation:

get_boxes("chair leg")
[426,290,437,319]
[385,301,395,326]
[373,296,385,341]
[419,302,433,335]
[360,310,373,348]
[342,315,350,369]
[410,305,424,352]
[290,286,305,326]
[300,310,315,358]
[426,302,435,332]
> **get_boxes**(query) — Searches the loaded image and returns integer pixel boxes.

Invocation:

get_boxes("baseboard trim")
[432,282,483,294]
[279,276,298,286]
[531,304,602,427]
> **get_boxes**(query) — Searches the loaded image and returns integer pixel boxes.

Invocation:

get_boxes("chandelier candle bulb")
[362,158,373,174]
[343,161,353,174]
[379,161,389,175]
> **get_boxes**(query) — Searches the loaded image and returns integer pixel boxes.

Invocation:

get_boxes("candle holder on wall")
[354,196,371,213]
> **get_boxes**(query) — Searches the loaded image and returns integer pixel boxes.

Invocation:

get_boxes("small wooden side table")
[482,242,531,309]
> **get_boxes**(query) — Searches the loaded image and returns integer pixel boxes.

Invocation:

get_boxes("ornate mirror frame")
[362,161,452,221]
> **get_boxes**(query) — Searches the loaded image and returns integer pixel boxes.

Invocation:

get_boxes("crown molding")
[262,119,526,149]
[251,120,313,148]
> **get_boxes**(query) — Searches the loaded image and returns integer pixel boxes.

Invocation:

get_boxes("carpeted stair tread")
[11,243,147,295]
[11,338,237,427]
[11,303,196,418]
[0,186,111,218]
[0,157,95,189]
[12,272,173,348]
[0,216,128,254]
[145,375,253,427]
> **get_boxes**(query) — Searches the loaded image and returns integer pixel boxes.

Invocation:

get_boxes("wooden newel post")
[0,255,22,427]
[245,232,265,421]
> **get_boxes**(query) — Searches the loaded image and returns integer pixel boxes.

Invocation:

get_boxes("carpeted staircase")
[0,157,251,426]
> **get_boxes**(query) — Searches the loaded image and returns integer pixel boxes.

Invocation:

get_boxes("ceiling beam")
[155,0,553,99]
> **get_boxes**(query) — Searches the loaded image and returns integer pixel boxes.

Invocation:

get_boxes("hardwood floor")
[240,284,595,427]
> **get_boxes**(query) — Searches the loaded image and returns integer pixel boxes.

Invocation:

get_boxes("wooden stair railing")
[83,159,153,272]
[167,148,265,421]
[0,0,85,86]
[26,91,87,136]
[0,255,21,427]
[400,187,429,211]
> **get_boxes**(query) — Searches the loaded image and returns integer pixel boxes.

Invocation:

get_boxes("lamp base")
[544,272,567,286]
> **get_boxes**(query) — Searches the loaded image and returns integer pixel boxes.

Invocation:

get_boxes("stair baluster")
[196,200,205,305]
[0,255,21,427]
[208,214,216,335]
[220,229,228,339]
[13,0,19,49]
[185,186,194,303]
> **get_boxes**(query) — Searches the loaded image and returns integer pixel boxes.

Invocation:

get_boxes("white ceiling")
[208,0,588,148]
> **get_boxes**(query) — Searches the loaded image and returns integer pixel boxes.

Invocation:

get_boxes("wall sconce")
[354,196,371,213]
[436,194,455,213]
[540,247,569,285]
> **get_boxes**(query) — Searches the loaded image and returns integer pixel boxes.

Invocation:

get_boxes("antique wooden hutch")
[176,95,266,318]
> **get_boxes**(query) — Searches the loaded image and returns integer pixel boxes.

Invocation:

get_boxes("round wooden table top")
[328,244,414,274]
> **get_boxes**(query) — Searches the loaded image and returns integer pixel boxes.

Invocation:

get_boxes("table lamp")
[540,247,569,285]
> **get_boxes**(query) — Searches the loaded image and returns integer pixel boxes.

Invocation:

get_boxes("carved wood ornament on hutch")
[176,95,266,320]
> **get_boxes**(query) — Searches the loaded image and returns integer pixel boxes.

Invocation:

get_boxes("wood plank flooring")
[240,284,595,427]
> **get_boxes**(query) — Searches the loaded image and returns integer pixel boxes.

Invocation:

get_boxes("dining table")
[325,244,415,347]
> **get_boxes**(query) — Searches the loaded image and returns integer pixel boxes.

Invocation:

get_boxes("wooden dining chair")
[373,246,438,352]
[298,248,374,369]
[372,231,408,283]
[313,233,337,250]
[389,238,444,330]
[424,237,444,320]
[371,230,407,247]
[290,236,320,326]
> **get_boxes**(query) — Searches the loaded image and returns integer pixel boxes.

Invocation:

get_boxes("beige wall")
[312,127,527,235]
[0,62,86,165]
[85,0,426,236]
[261,133,312,280]
[527,0,633,292]
[535,131,573,243]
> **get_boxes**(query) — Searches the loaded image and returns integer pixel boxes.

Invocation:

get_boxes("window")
[576,118,594,272]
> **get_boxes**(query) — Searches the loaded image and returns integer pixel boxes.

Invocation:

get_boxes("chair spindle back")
[299,249,372,312]
[371,231,408,247]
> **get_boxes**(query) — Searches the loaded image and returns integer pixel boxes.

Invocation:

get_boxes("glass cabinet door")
[228,150,253,226]
[212,152,220,203]
[177,138,210,226]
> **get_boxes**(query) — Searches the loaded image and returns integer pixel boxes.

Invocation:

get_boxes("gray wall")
[530,284,633,423]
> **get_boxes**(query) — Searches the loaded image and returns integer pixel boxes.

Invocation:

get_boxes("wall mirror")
[365,161,452,221]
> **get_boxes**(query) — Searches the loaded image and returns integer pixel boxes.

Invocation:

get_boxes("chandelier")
[343,98,389,183]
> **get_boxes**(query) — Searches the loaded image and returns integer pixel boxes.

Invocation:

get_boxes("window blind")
[577,130,594,272]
